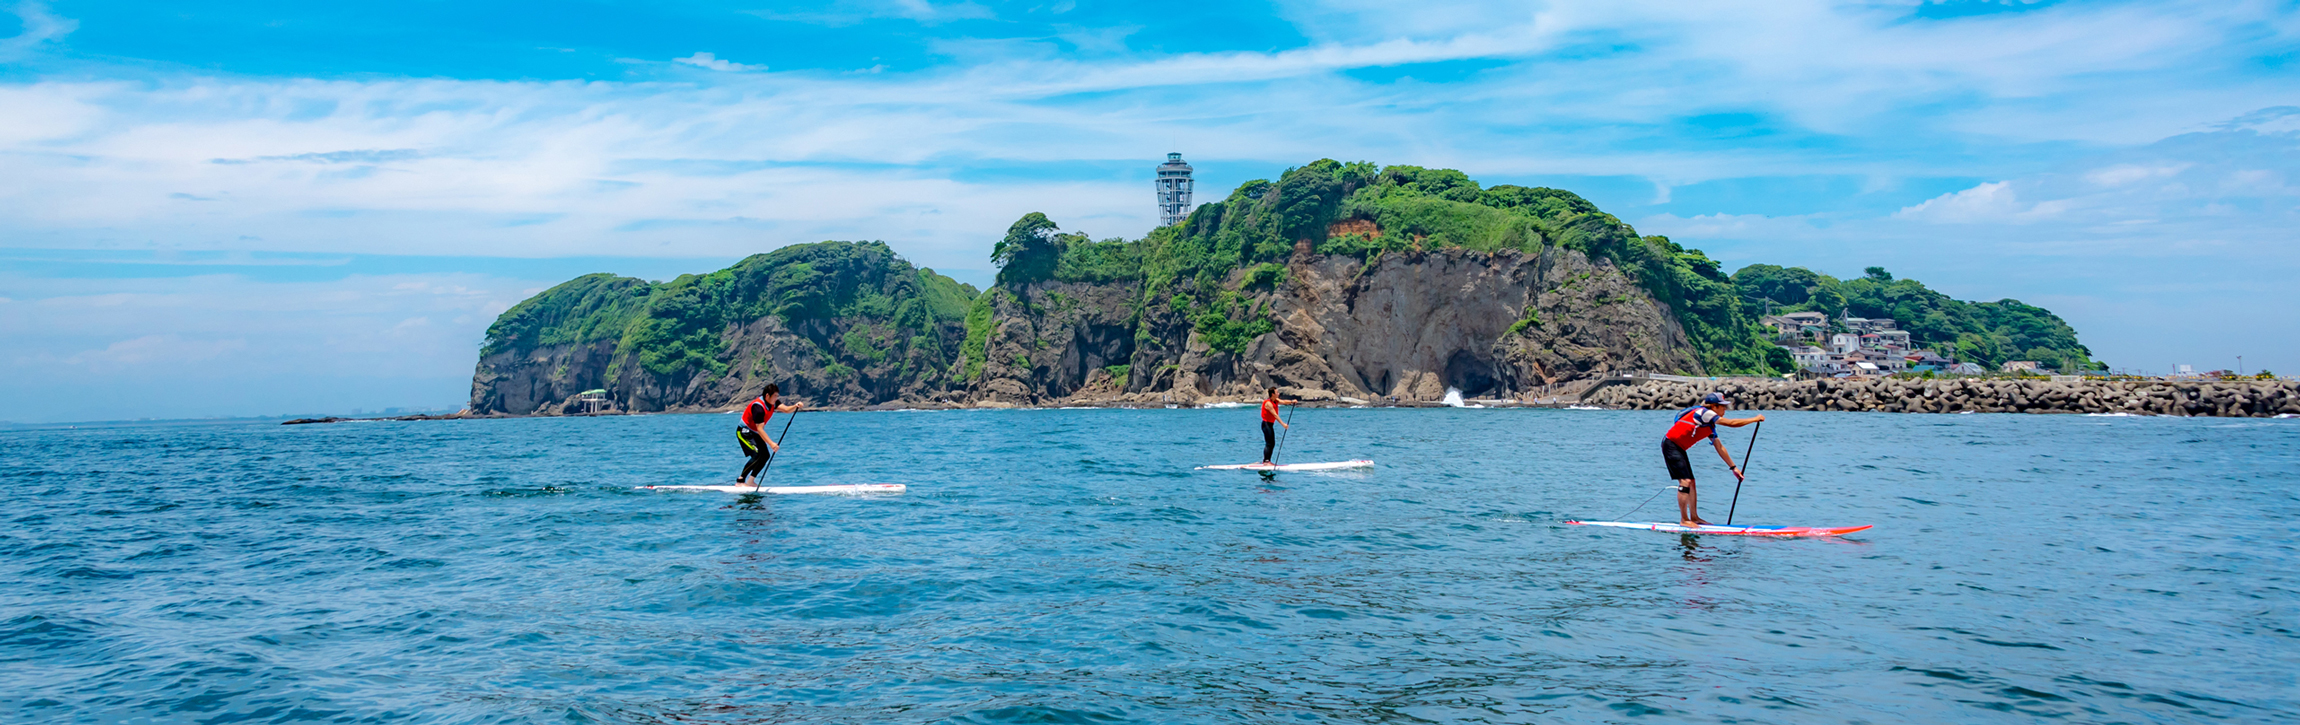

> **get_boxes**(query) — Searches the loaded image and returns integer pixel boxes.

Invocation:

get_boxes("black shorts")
[738,427,771,458]
[1662,439,1695,481]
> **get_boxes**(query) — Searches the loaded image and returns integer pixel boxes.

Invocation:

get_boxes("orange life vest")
[1664,406,1717,450]
[742,397,775,427]
[1261,398,1280,423]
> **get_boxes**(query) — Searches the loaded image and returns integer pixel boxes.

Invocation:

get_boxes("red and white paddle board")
[1566,520,1871,537]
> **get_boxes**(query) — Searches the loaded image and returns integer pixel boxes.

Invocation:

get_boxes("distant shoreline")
[278,378,2300,425]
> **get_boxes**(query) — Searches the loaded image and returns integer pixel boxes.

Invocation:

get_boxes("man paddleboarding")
[736,383,803,487]
[1259,388,1299,464]
[1663,392,1763,527]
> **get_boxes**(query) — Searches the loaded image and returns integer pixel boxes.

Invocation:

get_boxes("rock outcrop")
[966,247,1699,406]
[468,242,977,415]
[1583,378,2300,417]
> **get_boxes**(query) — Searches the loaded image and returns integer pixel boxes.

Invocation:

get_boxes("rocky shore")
[1581,378,2300,417]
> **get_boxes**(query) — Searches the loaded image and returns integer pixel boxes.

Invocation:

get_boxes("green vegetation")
[481,241,980,380]
[960,288,1001,381]
[1732,264,2096,370]
[1103,364,1131,388]
[1504,308,1543,337]
[1189,291,1276,355]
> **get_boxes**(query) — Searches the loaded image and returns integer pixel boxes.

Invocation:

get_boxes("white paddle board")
[639,483,906,495]
[1196,460,1374,472]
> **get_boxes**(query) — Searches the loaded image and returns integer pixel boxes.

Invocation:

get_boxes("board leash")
[753,409,799,489]
[1612,485,1674,522]
[1725,420,1760,525]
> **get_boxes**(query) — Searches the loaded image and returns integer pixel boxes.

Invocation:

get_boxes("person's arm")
[1711,436,1741,480]
[764,401,803,451]
[1718,414,1766,427]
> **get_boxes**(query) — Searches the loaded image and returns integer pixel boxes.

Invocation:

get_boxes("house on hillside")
[1905,350,1954,372]
[1760,311,1829,342]
[2002,361,2040,373]
[1790,345,1830,369]
[1844,317,1898,333]
[1829,333,1861,355]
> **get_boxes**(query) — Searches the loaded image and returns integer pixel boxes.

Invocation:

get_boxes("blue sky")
[3,0,2297,422]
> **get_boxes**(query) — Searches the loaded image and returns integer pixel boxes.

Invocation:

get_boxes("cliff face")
[964,246,1697,405]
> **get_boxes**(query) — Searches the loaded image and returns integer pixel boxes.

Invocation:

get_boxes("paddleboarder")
[736,384,803,486]
[1664,392,1763,527]
[1259,388,1299,464]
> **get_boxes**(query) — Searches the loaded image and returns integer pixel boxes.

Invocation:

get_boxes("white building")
[1790,345,1830,369]
[1829,333,1861,355]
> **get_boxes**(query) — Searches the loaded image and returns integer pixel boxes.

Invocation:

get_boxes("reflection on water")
[1,409,2294,723]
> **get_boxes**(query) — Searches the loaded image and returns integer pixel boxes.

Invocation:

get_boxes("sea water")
[3,409,2294,723]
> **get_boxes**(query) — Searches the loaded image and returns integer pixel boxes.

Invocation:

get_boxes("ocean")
[3,408,2294,723]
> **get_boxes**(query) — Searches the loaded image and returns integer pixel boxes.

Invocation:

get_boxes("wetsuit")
[1261,399,1281,462]
[737,397,775,481]
[1661,406,1720,481]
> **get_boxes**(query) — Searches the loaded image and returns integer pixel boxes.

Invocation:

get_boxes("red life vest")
[1664,406,1717,450]
[1261,398,1280,423]
[742,397,774,427]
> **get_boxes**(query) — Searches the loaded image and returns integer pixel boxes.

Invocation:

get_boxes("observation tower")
[1155,153,1194,226]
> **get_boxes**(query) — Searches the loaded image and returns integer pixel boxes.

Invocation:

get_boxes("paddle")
[1271,398,1300,466]
[751,408,799,489]
[1725,421,1761,525]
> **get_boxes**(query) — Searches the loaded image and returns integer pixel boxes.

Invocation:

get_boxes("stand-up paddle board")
[640,484,906,495]
[1196,460,1373,472]
[1566,520,1870,537]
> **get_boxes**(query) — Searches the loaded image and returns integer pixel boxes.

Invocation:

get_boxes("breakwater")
[1583,378,2300,417]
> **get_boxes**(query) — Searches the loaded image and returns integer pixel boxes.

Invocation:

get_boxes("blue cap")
[1702,392,1729,405]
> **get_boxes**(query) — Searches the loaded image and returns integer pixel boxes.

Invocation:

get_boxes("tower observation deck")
[1155,153,1194,227]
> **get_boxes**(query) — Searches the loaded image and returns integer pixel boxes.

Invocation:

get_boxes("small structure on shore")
[577,389,607,415]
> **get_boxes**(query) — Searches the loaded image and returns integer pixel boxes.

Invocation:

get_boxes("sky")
[2,0,2296,422]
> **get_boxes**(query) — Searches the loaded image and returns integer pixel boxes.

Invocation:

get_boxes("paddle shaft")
[1725,421,1760,525]
[754,410,799,487]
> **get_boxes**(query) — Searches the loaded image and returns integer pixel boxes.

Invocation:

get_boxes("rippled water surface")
[4,408,2296,723]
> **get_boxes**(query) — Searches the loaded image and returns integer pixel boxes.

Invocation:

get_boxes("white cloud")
[0,1,76,61]
[1894,181,2029,223]
[673,52,768,72]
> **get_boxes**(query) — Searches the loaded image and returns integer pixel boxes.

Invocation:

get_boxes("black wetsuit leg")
[1262,420,1277,462]
[738,427,773,480]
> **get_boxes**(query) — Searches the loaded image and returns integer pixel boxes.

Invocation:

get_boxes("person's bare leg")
[1677,479,1699,527]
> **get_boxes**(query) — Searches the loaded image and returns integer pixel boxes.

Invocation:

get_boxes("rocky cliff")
[964,246,1697,406]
